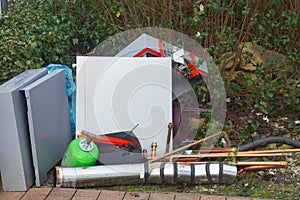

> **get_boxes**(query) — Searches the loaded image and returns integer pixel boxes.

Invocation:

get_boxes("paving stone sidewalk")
[0,188,266,200]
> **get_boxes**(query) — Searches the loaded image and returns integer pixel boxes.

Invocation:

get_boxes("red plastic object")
[77,134,134,148]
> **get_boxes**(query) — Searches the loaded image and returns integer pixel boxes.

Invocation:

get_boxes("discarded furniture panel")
[0,68,72,191]
[76,57,172,157]
[21,69,72,187]
[0,69,47,191]
[114,34,207,148]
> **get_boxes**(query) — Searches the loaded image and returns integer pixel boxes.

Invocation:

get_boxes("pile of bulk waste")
[55,33,300,188]
[55,129,300,188]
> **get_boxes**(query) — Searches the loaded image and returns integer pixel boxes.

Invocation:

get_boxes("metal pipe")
[56,163,144,188]
[165,122,173,153]
[193,147,237,153]
[230,161,288,167]
[151,142,157,157]
[169,152,290,162]
[238,148,300,154]
[55,162,237,188]
[238,165,287,174]
[239,137,300,151]
[149,131,225,163]
[173,161,288,167]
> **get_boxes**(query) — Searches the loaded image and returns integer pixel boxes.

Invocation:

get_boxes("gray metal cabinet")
[0,69,47,191]
[0,69,72,191]
[22,69,72,187]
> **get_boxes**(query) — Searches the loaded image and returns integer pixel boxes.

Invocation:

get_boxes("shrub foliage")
[0,0,299,124]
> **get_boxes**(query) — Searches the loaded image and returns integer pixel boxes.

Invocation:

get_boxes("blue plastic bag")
[45,64,76,139]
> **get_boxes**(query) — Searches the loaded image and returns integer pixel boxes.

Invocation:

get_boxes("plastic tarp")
[45,64,76,138]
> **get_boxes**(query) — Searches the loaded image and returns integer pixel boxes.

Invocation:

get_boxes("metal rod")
[165,122,173,153]
[151,142,157,157]
[193,147,236,153]
[81,130,98,139]
[169,152,291,162]
[143,149,148,158]
[175,161,288,167]
[131,124,139,131]
[149,131,225,163]
[192,148,300,155]
[238,165,287,174]
[229,161,288,167]
[238,148,300,154]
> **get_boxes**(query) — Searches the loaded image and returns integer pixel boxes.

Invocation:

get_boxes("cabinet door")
[22,69,71,187]
[76,57,172,156]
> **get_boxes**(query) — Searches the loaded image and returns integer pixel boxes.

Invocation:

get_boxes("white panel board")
[76,57,172,155]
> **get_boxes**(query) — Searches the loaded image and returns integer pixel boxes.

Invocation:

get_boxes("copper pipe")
[193,147,237,153]
[169,152,290,162]
[238,148,300,154]
[238,164,288,174]
[144,147,234,161]
[143,149,148,158]
[230,161,288,167]
[165,122,173,153]
[173,161,288,168]
[149,131,226,163]
[193,148,300,155]
[151,142,157,157]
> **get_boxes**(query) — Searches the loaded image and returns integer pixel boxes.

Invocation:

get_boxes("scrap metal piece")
[165,122,173,153]
[151,142,157,157]
[55,162,237,188]
[0,69,47,191]
[21,69,72,187]
[115,33,209,100]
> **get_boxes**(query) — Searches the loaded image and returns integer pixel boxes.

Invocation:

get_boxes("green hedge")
[0,0,118,84]
[0,0,299,108]
[0,0,299,140]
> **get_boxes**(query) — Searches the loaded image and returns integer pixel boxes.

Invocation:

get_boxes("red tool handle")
[77,134,134,147]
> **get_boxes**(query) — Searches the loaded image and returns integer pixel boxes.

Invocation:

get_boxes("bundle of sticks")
[147,130,300,174]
